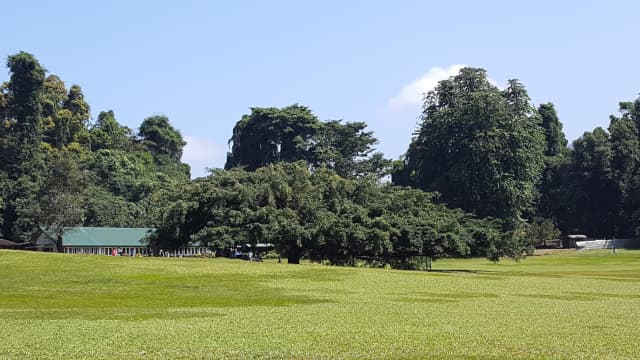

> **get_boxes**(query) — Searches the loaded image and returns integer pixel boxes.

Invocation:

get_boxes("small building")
[35,227,211,256]
[562,234,587,248]
[36,227,156,255]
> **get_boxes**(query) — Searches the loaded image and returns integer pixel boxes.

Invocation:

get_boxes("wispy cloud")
[388,64,467,110]
[182,136,225,178]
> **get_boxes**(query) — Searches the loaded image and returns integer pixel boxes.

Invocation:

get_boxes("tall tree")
[40,74,68,148]
[225,104,320,170]
[538,103,568,157]
[5,52,46,149]
[2,52,47,241]
[64,84,91,147]
[393,68,545,222]
[226,105,389,178]
[39,76,90,150]
[138,115,186,161]
[536,103,570,222]
[608,116,640,236]
[563,128,615,236]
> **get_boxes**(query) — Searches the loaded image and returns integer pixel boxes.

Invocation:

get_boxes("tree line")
[0,52,189,247]
[1,52,638,265]
[392,68,640,240]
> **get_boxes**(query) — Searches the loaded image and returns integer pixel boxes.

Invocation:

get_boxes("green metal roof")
[62,227,155,247]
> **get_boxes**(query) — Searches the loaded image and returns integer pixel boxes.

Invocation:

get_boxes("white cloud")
[182,136,225,178]
[388,64,467,110]
[183,136,222,162]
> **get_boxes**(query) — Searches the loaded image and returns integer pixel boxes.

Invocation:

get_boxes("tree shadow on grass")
[428,269,499,274]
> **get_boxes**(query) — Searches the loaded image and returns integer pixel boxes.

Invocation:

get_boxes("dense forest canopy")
[0,52,190,245]
[2,51,639,265]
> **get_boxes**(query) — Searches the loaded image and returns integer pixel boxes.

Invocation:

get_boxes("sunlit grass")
[1,250,639,359]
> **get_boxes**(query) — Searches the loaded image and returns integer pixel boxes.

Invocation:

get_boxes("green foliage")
[312,120,391,178]
[36,151,85,250]
[226,104,320,170]
[82,187,146,227]
[566,128,616,236]
[550,96,640,238]
[394,68,546,221]
[5,52,46,144]
[153,163,519,262]
[0,53,190,242]
[138,115,186,161]
[89,110,134,151]
[538,103,568,157]
[523,218,561,249]
[85,149,155,201]
[535,103,570,223]
[40,74,68,147]
[533,94,640,239]
[225,105,389,178]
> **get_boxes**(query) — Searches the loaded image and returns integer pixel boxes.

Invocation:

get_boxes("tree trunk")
[287,254,300,264]
[55,235,63,253]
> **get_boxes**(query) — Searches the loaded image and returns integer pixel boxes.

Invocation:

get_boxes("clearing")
[1,250,639,359]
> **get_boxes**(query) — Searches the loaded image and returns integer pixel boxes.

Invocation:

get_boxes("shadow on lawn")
[517,291,640,302]
[0,270,336,321]
[428,269,487,274]
[395,290,500,304]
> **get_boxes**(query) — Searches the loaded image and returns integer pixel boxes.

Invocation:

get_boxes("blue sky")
[3,1,639,177]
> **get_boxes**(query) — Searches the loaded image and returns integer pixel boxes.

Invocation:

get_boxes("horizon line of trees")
[2,51,639,266]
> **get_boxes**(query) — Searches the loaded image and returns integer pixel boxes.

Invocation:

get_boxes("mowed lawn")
[1,250,639,359]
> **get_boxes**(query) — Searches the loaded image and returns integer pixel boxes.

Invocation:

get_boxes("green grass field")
[1,250,639,359]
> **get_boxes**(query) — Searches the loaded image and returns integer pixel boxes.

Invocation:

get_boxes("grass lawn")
[1,250,639,359]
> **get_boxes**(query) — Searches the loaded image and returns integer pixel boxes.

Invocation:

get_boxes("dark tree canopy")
[393,68,545,221]
[532,93,640,239]
[151,162,522,265]
[225,104,389,178]
[538,103,568,157]
[561,128,615,236]
[551,96,640,238]
[226,104,320,170]
[138,115,186,161]
[535,103,570,222]
[6,51,46,139]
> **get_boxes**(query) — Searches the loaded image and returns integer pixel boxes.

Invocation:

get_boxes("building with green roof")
[35,227,209,256]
